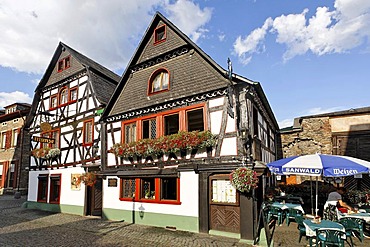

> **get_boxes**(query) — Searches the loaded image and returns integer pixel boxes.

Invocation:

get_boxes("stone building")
[0,103,31,195]
[279,106,370,188]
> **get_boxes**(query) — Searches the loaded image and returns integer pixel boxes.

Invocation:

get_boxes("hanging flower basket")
[78,172,97,187]
[31,147,61,159]
[230,167,259,193]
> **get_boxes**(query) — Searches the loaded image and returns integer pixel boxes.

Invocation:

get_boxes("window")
[59,87,68,105]
[142,118,157,139]
[49,175,61,204]
[57,56,71,72]
[11,129,19,147]
[164,113,179,136]
[1,132,6,149]
[149,69,169,94]
[120,177,180,204]
[187,108,204,132]
[154,25,166,44]
[124,122,136,144]
[37,175,48,202]
[83,119,94,145]
[69,87,78,102]
[50,95,58,109]
[120,179,136,199]
[141,178,155,200]
[161,178,177,200]
[0,164,3,186]
[41,129,60,148]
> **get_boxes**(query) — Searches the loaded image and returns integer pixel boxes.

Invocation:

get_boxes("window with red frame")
[41,129,60,148]
[57,56,71,72]
[50,95,58,109]
[154,25,166,44]
[37,175,48,202]
[69,87,78,102]
[142,118,157,139]
[59,87,68,105]
[83,119,94,145]
[123,122,136,143]
[119,177,180,204]
[149,69,169,94]
[49,175,61,204]
[164,113,179,136]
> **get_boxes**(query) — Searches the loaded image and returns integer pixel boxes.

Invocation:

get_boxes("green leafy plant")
[108,130,217,158]
[230,167,259,193]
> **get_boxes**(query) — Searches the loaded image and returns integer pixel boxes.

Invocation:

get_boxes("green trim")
[102,207,198,232]
[209,229,240,239]
[23,201,84,215]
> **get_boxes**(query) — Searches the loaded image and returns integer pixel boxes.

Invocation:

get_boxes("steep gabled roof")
[102,12,277,129]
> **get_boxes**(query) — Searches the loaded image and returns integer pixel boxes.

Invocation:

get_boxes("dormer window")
[57,56,71,72]
[154,25,166,44]
[149,69,169,94]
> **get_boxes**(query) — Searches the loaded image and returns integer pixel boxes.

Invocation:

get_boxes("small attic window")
[154,25,166,44]
[148,68,169,94]
[57,56,71,72]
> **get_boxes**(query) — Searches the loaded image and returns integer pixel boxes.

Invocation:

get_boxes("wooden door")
[86,178,102,216]
[209,175,240,233]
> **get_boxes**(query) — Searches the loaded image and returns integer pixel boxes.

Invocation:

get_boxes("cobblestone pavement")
[0,195,253,247]
[3,195,368,246]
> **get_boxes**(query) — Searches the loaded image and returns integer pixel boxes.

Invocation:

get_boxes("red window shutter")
[5,131,12,149]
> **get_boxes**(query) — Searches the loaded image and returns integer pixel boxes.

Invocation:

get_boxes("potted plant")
[78,172,97,187]
[31,147,61,160]
[229,167,259,193]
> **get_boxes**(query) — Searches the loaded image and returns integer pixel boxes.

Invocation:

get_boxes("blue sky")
[1,0,369,128]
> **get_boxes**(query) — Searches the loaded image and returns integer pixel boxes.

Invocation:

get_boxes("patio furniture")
[303,219,346,247]
[295,214,307,243]
[267,206,284,225]
[340,217,365,243]
[315,228,346,247]
[286,208,304,226]
[323,204,339,221]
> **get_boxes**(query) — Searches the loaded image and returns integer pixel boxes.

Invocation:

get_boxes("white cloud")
[164,0,213,43]
[0,91,33,107]
[278,118,294,129]
[233,0,370,63]
[0,0,212,74]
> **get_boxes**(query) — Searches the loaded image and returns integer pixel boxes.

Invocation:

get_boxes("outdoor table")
[271,202,305,213]
[342,212,370,223]
[303,219,346,247]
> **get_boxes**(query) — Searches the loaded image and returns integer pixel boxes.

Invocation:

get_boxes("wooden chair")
[315,228,346,247]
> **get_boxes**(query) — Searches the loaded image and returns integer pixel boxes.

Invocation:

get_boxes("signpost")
[32,136,55,144]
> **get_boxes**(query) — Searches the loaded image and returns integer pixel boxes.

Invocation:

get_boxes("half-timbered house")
[24,42,119,216]
[100,12,278,241]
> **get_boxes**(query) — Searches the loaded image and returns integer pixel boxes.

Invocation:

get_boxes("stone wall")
[281,117,333,158]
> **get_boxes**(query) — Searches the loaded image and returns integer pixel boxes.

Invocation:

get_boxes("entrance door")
[86,178,102,216]
[209,174,240,233]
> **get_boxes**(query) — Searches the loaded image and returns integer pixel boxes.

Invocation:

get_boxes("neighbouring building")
[24,42,119,215]
[280,106,370,189]
[99,12,279,241]
[0,103,31,195]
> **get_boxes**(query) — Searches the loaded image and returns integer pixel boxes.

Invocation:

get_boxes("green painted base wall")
[23,201,84,215]
[102,207,199,233]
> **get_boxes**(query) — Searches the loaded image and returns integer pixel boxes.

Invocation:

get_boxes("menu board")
[212,179,236,203]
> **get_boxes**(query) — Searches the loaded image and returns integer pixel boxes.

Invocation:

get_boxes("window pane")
[84,121,93,144]
[121,179,136,198]
[141,178,155,199]
[60,89,68,104]
[164,114,179,136]
[70,89,77,101]
[125,123,136,144]
[142,119,156,139]
[161,178,177,200]
[151,71,168,92]
[38,176,48,201]
[187,109,204,132]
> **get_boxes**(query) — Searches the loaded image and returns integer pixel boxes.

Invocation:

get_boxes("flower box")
[230,167,259,193]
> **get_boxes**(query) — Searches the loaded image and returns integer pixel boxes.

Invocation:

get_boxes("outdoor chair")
[295,214,307,243]
[340,217,365,243]
[267,206,284,225]
[315,228,346,247]
[285,208,303,226]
